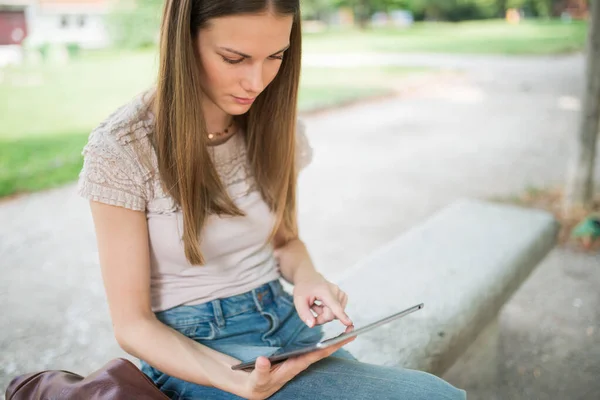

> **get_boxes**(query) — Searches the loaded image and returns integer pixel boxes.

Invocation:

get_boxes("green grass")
[0,50,159,140]
[298,65,423,111]
[0,50,158,198]
[0,51,419,198]
[0,133,89,197]
[303,19,587,55]
[300,86,387,111]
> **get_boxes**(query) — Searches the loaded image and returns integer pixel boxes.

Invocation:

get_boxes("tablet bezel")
[231,302,424,371]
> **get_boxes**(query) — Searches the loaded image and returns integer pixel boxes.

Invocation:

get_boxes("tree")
[506,0,556,16]
[332,0,500,23]
[108,0,163,49]
[330,0,372,27]
[301,0,336,19]
[565,0,599,212]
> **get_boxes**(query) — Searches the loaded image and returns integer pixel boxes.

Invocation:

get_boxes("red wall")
[0,11,27,46]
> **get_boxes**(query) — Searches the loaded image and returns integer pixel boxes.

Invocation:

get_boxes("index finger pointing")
[321,293,352,326]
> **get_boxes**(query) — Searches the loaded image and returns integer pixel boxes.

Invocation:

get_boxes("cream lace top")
[77,91,312,312]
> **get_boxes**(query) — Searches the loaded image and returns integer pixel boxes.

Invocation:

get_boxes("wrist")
[292,264,321,284]
[194,344,243,393]
[217,364,248,397]
[275,239,320,285]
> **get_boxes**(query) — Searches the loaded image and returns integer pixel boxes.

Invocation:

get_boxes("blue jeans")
[140,279,466,399]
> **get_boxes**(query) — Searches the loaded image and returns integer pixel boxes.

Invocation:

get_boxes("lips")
[232,96,255,105]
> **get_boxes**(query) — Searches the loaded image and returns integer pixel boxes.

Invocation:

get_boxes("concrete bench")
[324,198,558,390]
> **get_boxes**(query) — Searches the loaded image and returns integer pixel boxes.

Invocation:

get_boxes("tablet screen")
[231,302,424,370]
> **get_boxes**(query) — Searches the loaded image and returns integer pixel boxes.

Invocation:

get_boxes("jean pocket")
[175,321,215,341]
[157,316,216,341]
[277,290,295,307]
[156,305,217,341]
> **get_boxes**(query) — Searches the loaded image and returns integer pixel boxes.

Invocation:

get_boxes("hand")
[228,326,356,400]
[292,271,353,328]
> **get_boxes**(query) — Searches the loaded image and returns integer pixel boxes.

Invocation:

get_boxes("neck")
[202,96,233,134]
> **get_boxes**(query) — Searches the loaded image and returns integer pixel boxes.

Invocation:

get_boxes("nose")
[241,64,264,95]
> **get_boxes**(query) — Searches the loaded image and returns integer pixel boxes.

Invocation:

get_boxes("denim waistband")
[154,279,288,328]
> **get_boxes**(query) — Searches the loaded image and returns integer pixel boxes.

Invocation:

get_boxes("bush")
[331,0,503,23]
[66,43,81,58]
[411,0,502,21]
[37,43,50,60]
[332,0,560,22]
[107,0,162,49]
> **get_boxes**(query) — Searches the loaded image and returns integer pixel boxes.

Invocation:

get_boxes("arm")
[273,231,318,285]
[89,201,241,392]
[90,201,351,399]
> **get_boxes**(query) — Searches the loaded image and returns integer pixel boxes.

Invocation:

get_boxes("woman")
[77,0,466,399]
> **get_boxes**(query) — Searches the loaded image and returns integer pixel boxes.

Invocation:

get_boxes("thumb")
[251,356,271,387]
[255,356,271,372]
[295,297,316,328]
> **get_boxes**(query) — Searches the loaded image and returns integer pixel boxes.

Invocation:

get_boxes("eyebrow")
[219,44,290,58]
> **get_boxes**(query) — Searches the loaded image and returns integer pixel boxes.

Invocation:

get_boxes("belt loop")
[252,289,264,312]
[212,299,225,327]
[268,280,281,298]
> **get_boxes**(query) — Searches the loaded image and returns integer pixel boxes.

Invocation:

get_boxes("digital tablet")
[231,302,424,371]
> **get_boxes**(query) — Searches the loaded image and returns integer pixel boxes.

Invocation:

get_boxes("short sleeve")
[295,119,313,171]
[77,127,148,211]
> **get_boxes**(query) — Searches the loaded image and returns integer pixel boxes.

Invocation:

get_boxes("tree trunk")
[565,0,600,212]
[497,0,508,16]
[355,0,369,29]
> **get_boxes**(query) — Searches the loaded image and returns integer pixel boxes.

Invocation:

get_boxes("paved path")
[299,52,596,280]
[1,52,599,398]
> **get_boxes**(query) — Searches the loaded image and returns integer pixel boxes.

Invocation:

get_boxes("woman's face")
[196,12,294,116]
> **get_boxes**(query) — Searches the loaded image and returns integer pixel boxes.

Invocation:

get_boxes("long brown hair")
[153,0,302,265]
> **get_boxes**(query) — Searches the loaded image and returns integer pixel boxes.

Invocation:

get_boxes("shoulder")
[77,90,156,211]
[84,90,155,162]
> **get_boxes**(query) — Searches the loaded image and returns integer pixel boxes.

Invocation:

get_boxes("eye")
[221,56,244,65]
[269,53,284,61]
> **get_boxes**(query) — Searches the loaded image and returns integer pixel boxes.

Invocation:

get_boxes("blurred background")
[0,0,591,199]
[1,0,599,399]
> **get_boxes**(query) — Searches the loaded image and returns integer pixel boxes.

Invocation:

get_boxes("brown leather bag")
[5,358,170,400]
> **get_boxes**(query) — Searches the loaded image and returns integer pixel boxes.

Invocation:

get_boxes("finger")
[250,356,272,387]
[315,306,335,325]
[331,284,341,296]
[339,292,348,309]
[275,332,358,383]
[320,292,352,326]
[295,296,316,328]
[271,352,312,383]
[311,304,325,315]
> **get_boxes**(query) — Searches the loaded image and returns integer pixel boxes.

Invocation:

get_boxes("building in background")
[0,0,113,66]
[0,1,27,46]
[0,0,29,65]
[28,0,113,49]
